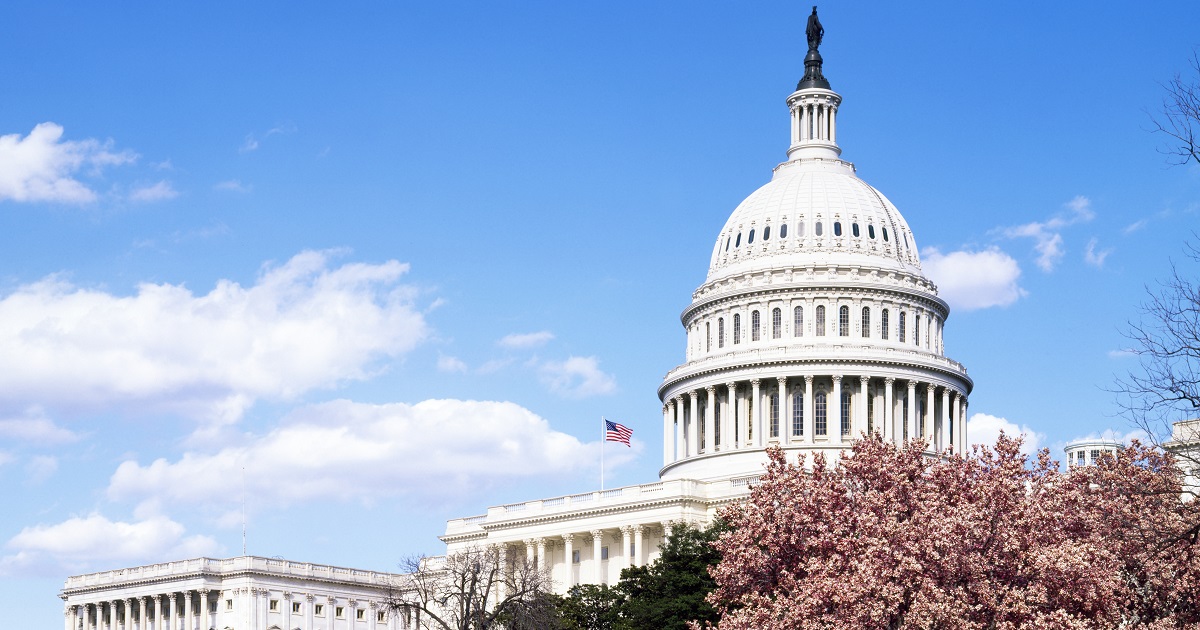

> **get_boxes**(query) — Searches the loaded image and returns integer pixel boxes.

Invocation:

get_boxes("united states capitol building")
[59,19,976,630]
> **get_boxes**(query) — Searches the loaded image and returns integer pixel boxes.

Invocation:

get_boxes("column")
[562,534,575,588]
[348,601,358,629]
[184,592,194,630]
[750,379,762,447]
[804,376,814,443]
[830,106,837,142]
[497,545,508,600]
[687,391,699,456]
[906,381,917,442]
[84,603,92,630]
[951,392,961,454]
[960,398,969,455]
[536,538,547,570]
[621,526,634,569]
[831,376,842,445]
[632,525,644,567]
[282,593,291,630]
[704,386,716,453]
[940,388,951,453]
[672,399,683,459]
[777,377,789,445]
[109,601,117,630]
[525,539,535,564]
[926,384,936,444]
[138,598,148,630]
[65,605,74,630]
[662,404,673,465]
[306,595,315,630]
[858,376,869,438]
[590,530,604,584]
[883,378,896,444]
[326,597,336,630]
[369,602,379,630]
[673,396,686,456]
[723,383,736,450]
[125,599,135,630]
[200,590,210,630]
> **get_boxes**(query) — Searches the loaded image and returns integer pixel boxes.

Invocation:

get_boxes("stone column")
[84,603,93,630]
[184,592,194,630]
[621,526,633,568]
[687,391,699,456]
[951,392,961,454]
[282,593,292,630]
[590,530,604,584]
[632,525,644,567]
[859,376,869,438]
[926,384,936,443]
[831,105,837,142]
[168,595,178,630]
[804,376,814,442]
[723,382,736,450]
[673,396,686,456]
[750,379,762,446]
[525,539,535,563]
[940,388,951,453]
[348,601,358,629]
[138,598,148,630]
[536,537,547,570]
[562,534,575,587]
[884,378,896,444]
[326,597,336,630]
[65,605,74,630]
[778,377,789,444]
[960,398,969,455]
[831,376,843,444]
[704,386,716,453]
[125,599,135,630]
[906,381,917,442]
[306,595,315,630]
[671,399,683,459]
[109,600,118,630]
[369,602,379,630]
[662,404,673,465]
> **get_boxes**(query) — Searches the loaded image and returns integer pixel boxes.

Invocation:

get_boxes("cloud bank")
[922,247,1025,311]
[0,122,136,204]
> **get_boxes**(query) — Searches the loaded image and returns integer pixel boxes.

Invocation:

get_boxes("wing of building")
[61,14,973,629]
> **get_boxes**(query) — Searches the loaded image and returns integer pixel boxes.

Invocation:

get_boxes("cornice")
[682,281,949,324]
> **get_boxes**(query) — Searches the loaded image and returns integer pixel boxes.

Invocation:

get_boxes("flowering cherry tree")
[703,435,1200,629]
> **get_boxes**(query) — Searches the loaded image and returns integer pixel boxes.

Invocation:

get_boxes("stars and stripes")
[605,419,632,446]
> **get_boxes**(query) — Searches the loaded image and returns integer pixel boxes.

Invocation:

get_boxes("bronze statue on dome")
[806,6,824,52]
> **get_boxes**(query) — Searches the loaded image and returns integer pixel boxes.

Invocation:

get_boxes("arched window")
[798,221,806,237]
[751,310,761,341]
[794,306,804,337]
[868,225,876,239]
[861,306,870,338]
[718,317,725,348]
[833,222,842,237]
[852,223,860,237]
[815,391,827,436]
[899,312,906,342]
[733,313,741,344]
[926,315,932,349]
[714,403,721,446]
[725,237,731,251]
[867,389,875,434]
[816,305,826,336]
[706,322,711,351]
[902,396,909,440]
[780,223,788,238]
[769,393,779,438]
[914,316,920,346]
[792,391,804,436]
[763,226,771,240]
[772,308,782,339]
[919,398,926,436]
[815,222,823,236]
[735,233,742,247]
[881,309,890,340]
[838,305,849,336]
[748,229,755,244]
[841,390,852,436]
[883,228,890,242]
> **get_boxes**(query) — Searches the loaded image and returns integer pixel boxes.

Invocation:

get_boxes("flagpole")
[600,416,605,491]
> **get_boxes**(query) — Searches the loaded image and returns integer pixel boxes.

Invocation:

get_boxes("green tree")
[554,584,621,630]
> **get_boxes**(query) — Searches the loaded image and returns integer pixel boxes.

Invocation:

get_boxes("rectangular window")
[601,546,610,561]
[1077,451,1085,466]
[734,314,741,344]
[226,600,233,612]
[862,307,870,338]
[1091,450,1101,463]
[914,316,921,346]
[357,609,365,621]
[315,605,324,616]
[336,607,344,619]
[751,310,761,341]
[630,543,636,558]
[270,600,279,612]
[769,393,779,438]
[899,312,906,342]
[792,392,803,436]
[881,309,889,340]
[706,322,711,351]
[841,391,852,436]
[815,393,827,436]
[816,306,826,336]
[867,389,875,434]
[839,306,849,336]
[794,306,803,337]
[293,602,301,614]
[772,308,782,339]
[719,318,725,348]
[572,550,580,564]
[377,612,386,623]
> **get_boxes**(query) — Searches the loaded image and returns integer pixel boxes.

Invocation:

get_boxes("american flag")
[605,419,632,447]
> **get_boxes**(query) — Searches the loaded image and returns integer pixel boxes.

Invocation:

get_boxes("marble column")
[940,388,951,452]
[108,600,117,630]
[804,376,814,442]
[750,379,762,446]
[525,539,535,563]
[704,386,716,453]
[723,383,736,450]
[671,399,682,459]
[632,525,644,567]
[960,398,969,455]
[125,599,135,630]
[662,404,672,465]
[536,537,547,570]
[369,602,379,630]
[831,376,843,444]
[306,595,315,630]
[590,530,604,584]
[184,592,193,630]
[282,593,292,630]
[778,377,789,444]
[562,534,575,587]
[859,376,869,438]
[951,392,961,454]
[883,378,896,444]
[674,397,686,457]
[926,384,936,443]
[906,381,917,441]
[621,526,633,568]
[327,597,336,630]
[687,391,699,456]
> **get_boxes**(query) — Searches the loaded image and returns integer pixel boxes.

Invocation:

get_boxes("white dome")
[707,158,922,284]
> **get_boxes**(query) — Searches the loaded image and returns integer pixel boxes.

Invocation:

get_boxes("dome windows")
[793,306,804,337]
[751,310,761,341]
[792,392,803,436]
[861,306,870,338]
[883,228,890,242]
[881,309,889,340]
[748,229,756,244]
[913,316,920,347]
[833,222,842,237]
[725,237,730,252]
[763,226,770,240]
[780,224,788,238]
[733,314,741,344]
[852,223,860,238]
[772,308,782,339]
[838,305,849,336]
[899,312,906,342]
[815,222,823,237]
[868,224,876,239]
[735,233,742,247]
[718,317,725,348]
[816,305,826,336]
[815,391,827,436]
[798,222,806,237]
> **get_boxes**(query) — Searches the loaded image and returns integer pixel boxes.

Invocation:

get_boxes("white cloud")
[1066,428,1148,447]
[128,180,178,203]
[0,408,80,445]
[1107,348,1137,359]
[1000,195,1095,272]
[1084,238,1112,268]
[238,137,259,153]
[498,331,555,349]
[437,354,468,373]
[921,247,1025,311]
[539,356,617,398]
[0,250,429,425]
[239,123,296,154]
[214,179,251,193]
[0,122,136,204]
[1122,219,1148,235]
[107,399,601,507]
[2,513,219,576]
[967,412,1044,456]
[24,456,57,484]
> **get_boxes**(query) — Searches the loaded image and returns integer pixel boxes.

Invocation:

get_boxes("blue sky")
[3,1,1200,626]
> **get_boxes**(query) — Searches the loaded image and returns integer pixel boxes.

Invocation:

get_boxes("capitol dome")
[657,38,972,482]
